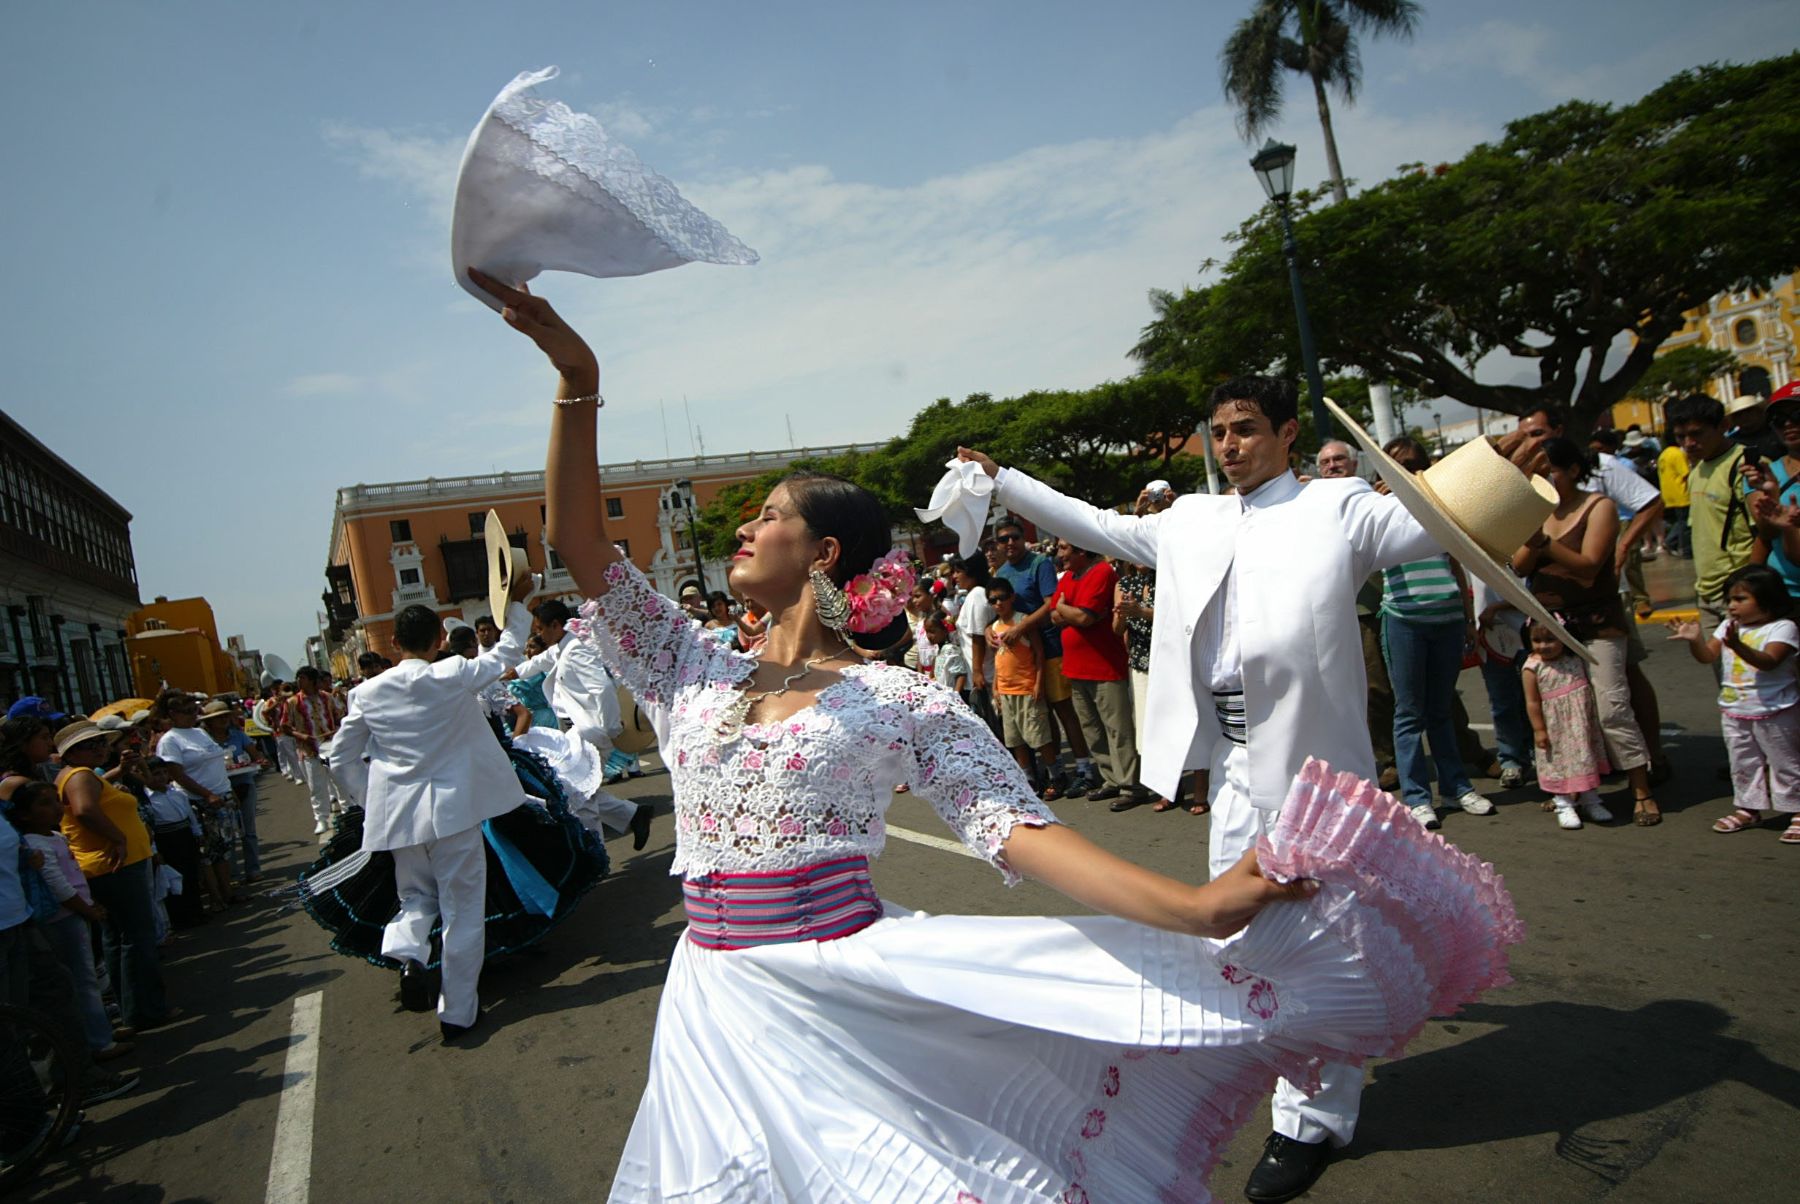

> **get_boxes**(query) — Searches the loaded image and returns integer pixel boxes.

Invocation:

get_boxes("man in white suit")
[963,377,1443,1203]
[329,580,533,1040]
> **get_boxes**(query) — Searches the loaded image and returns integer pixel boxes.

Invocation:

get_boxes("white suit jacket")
[331,601,532,851]
[997,468,1438,810]
[516,628,623,748]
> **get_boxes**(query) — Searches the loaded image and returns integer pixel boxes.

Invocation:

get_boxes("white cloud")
[283,372,364,398]
[324,97,1491,466]
[322,122,465,224]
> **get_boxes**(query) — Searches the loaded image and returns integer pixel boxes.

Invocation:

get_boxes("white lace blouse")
[576,558,1058,883]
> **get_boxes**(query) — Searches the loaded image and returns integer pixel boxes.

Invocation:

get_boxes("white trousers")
[381,825,486,1027]
[276,735,304,780]
[1207,741,1364,1147]
[299,743,342,826]
[583,787,638,837]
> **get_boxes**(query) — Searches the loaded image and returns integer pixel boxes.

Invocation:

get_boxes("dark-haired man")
[330,583,533,1039]
[990,516,1091,798]
[472,614,501,651]
[290,666,346,839]
[1669,392,1757,674]
[962,375,1460,1202]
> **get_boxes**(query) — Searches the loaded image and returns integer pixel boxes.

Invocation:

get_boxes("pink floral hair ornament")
[842,548,916,634]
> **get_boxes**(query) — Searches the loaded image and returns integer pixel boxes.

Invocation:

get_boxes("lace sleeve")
[901,677,1059,885]
[575,557,747,711]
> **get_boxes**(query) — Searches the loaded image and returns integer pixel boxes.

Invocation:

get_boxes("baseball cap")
[1144,479,1174,496]
[1768,381,1800,410]
[5,696,66,723]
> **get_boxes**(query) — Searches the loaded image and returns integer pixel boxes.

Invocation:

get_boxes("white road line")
[887,825,981,860]
[265,991,323,1204]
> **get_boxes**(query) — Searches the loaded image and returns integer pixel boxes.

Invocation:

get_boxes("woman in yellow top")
[1658,440,1692,559]
[55,721,170,1029]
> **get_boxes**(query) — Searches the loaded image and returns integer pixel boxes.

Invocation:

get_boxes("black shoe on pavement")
[399,959,432,1013]
[631,803,655,851]
[1244,1132,1331,1202]
[1088,784,1122,802]
[79,1069,140,1107]
[440,1011,483,1043]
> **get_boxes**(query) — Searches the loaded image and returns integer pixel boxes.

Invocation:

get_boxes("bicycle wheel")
[0,1003,82,1190]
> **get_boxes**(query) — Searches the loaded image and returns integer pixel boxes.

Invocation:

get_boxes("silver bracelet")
[553,392,604,407]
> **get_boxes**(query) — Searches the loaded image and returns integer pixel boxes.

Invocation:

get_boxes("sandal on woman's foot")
[1713,808,1764,833]
[1781,818,1800,845]
[1633,796,1663,827]
[1152,797,1181,813]
[1187,801,1210,816]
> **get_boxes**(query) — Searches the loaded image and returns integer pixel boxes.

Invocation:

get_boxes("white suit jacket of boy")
[515,629,623,744]
[996,468,1439,811]
[331,601,532,851]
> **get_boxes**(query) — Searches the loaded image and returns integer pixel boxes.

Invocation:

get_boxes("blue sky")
[3,1,1792,663]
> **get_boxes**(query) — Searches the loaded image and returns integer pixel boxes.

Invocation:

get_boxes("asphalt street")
[27,558,1800,1203]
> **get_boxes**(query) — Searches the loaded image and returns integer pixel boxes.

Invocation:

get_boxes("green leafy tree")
[1139,55,1800,435]
[1221,0,1422,203]
[1625,344,1739,402]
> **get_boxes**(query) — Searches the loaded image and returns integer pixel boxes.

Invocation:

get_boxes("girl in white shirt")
[1670,565,1800,842]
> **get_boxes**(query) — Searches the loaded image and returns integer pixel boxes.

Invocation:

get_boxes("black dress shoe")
[630,803,654,851]
[1088,784,1122,802]
[440,1011,482,1043]
[1244,1132,1331,1202]
[399,959,432,1013]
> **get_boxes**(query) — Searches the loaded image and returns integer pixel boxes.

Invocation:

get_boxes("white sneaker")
[1452,790,1495,816]
[1578,795,1614,823]
[1554,802,1583,830]
[313,821,327,835]
[1409,803,1441,830]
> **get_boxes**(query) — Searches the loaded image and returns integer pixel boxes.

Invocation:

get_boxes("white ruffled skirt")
[608,760,1523,1203]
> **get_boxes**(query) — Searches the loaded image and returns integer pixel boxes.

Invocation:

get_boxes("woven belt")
[1213,691,1247,746]
[682,855,883,951]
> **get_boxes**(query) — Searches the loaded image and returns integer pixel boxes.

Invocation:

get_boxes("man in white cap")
[959,375,1528,1203]
[329,578,534,1040]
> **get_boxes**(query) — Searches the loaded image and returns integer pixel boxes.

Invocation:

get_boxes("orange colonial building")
[325,444,882,663]
[126,595,248,698]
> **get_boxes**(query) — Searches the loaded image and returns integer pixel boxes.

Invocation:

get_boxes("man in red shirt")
[1050,539,1145,808]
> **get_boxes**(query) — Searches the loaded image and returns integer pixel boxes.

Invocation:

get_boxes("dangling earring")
[810,568,851,631]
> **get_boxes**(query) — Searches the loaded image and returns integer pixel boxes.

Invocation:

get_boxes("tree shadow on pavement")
[1352,999,1800,1187]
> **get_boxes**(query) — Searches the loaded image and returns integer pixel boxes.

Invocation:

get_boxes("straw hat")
[611,685,659,755]
[197,700,235,723]
[1323,398,1592,662]
[485,509,530,629]
[54,720,121,758]
[1726,392,1768,417]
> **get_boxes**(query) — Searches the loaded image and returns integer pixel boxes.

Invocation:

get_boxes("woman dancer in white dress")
[470,270,1522,1204]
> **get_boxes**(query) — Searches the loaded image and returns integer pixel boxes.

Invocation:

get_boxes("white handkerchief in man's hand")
[452,67,758,310]
[915,459,996,558]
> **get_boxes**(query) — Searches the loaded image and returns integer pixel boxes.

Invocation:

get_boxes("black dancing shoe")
[1244,1132,1331,1202]
[631,802,655,851]
[440,1011,482,1043]
[399,959,432,1013]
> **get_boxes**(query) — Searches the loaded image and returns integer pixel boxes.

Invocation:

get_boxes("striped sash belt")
[1213,690,1247,746]
[682,855,883,951]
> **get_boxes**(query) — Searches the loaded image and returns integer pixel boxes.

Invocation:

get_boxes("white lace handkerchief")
[452,67,758,309]
[914,459,996,558]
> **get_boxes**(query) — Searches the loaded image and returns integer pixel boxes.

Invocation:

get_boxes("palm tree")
[1221,0,1422,203]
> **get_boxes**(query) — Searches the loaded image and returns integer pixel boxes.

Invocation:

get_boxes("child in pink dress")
[1522,619,1613,830]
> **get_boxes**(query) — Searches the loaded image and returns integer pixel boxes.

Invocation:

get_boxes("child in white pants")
[1670,565,1800,843]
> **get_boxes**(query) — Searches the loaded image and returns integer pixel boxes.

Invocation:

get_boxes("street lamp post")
[1250,139,1330,446]
[674,479,707,594]
[1432,411,1444,455]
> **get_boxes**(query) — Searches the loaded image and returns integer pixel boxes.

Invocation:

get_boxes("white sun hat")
[1324,397,1592,662]
[452,67,758,310]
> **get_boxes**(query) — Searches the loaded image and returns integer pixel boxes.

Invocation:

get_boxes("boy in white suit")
[330,578,532,1040]
[962,377,1441,1203]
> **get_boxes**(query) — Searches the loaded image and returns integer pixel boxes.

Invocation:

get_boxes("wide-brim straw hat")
[1324,398,1592,662]
[1726,392,1768,417]
[54,720,122,758]
[612,685,659,754]
[485,509,530,630]
[197,700,235,722]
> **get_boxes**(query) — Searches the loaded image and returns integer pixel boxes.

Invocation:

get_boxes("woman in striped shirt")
[1378,438,1495,830]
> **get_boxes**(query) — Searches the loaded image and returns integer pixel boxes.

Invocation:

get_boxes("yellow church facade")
[1609,271,1798,431]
